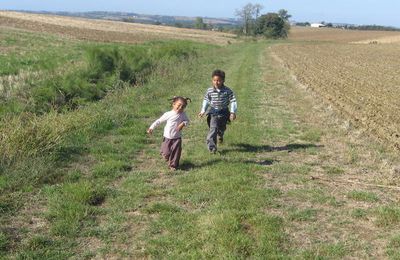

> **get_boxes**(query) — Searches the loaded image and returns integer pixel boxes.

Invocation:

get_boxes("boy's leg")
[217,114,229,143]
[206,115,218,151]
[168,138,182,169]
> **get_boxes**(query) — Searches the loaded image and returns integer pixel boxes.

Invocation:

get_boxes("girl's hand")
[147,128,153,135]
[198,112,205,118]
[177,122,185,131]
[230,113,236,121]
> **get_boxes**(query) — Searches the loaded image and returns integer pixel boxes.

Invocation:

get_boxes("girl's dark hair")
[169,96,191,106]
[212,69,225,80]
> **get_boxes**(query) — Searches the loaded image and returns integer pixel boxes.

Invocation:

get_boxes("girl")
[147,96,191,170]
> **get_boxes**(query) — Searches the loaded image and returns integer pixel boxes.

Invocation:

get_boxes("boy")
[198,69,237,153]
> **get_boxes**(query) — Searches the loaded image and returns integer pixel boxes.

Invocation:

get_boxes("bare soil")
[271,42,400,152]
[289,26,400,43]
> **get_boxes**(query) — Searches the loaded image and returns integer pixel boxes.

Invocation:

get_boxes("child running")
[198,69,237,153]
[147,96,191,170]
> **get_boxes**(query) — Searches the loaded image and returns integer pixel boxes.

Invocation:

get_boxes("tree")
[255,13,290,39]
[253,4,263,19]
[235,3,264,35]
[278,9,291,21]
[195,17,206,30]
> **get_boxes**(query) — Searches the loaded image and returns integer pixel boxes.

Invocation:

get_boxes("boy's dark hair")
[169,96,191,106]
[212,69,225,81]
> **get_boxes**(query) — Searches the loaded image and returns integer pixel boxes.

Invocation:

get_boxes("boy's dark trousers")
[160,137,182,168]
[206,110,230,151]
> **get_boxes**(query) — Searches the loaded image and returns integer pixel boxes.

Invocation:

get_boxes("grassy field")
[1,15,400,259]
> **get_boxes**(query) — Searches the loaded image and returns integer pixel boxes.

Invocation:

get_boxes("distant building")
[311,23,326,28]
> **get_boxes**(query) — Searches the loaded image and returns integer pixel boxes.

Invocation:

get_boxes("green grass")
[347,190,379,202]
[288,208,318,222]
[387,234,400,259]
[375,206,400,227]
[323,165,345,175]
[302,242,348,259]
[2,26,400,258]
[0,29,83,76]
[0,231,9,255]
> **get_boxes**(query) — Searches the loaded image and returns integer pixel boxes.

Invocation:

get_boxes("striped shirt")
[201,86,237,114]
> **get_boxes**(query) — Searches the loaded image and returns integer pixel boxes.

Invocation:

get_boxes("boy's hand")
[147,128,153,135]
[230,113,236,121]
[198,112,205,118]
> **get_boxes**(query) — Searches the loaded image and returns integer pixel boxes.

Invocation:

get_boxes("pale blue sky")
[0,0,398,27]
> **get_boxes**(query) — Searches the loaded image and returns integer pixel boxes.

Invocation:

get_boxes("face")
[212,75,224,88]
[172,99,186,113]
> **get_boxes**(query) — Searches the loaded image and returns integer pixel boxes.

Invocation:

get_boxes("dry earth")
[271,40,400,152]
[289,26,400,43]
[0,11,236,45]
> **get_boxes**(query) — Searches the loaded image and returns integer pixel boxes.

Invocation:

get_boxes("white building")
[311,23,326,28]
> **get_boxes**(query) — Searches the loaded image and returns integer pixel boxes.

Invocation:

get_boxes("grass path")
[91,42,288,258]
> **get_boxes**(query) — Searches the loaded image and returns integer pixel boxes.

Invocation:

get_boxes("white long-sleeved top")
[149,110,190,139]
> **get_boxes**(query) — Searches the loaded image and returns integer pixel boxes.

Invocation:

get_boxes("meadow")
[1,11,400,259]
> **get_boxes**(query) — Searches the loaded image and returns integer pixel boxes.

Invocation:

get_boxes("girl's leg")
[160,137,171,161]
[168,138,182,169]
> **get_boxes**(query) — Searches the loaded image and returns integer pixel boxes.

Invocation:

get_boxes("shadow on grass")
[229,143,323,153]
[178,143,320,171]
[55,145,88,163]
[179,159,223,171]
[243,158,279,166]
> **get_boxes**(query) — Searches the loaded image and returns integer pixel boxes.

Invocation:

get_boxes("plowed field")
[272,42,400,149]
[289,26,400,43]
[0,11,236,45]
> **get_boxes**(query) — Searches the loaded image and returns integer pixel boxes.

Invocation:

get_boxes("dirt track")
[0,11,236,45]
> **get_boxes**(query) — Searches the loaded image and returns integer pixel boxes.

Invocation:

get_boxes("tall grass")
[0,40,200,168]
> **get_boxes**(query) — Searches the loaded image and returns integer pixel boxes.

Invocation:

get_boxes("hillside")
[0,11,236,45]
[19,10,240,27]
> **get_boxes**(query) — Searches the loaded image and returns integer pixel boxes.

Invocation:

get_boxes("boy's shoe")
[169,166,177,171]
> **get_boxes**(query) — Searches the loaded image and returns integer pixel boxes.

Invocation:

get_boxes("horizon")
[0,0,399,28]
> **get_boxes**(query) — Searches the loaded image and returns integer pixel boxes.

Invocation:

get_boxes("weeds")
[45,181,107,237]
[375,206,400,227]
[347,190,379,202]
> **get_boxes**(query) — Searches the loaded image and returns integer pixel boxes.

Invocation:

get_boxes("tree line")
[235,3,291,39]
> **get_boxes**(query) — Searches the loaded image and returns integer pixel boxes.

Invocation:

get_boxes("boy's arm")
[199,89,210,117]
[230,101,237,114]
[229,90,237,120]
[198,99,209,117]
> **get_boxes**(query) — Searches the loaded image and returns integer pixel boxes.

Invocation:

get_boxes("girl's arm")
[177,113,190,131]
[147,112,169,134]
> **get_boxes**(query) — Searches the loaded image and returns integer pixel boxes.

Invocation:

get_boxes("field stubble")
[265,43,400,258]
[289,26,400,43]
[272,42,400,151]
